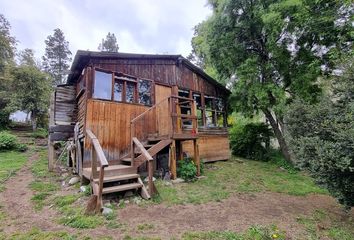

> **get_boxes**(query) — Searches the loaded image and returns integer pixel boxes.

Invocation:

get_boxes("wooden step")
[121,157,132,163]
[102,182,143,194]
[83,164,136,178]
[93,173,139,183]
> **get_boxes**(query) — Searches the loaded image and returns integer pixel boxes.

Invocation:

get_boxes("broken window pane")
[138,79,152,105]
[216,112,225,127]
[215,98,224,111]
[93,70,112,100]
[205,96,214,110]
[126,82,135,103]
[114,80,123,101]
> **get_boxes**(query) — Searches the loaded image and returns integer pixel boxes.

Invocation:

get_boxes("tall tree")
[191,0,353,163]
[0,14,16,128]
[42,28,72,85]
[11,63,51,130]
[98,32,119,52]
[18,48,36,67]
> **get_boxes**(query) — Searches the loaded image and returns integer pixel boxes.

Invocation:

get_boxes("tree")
[98,32,119,52]
[42,28,72,85]
[0,14,16,128]
[191,0,353,163]
[18,48,36,67]
[285,53,354,209]
[11,64,51,130]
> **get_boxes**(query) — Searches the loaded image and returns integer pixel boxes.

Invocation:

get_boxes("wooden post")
[193,139,200,176]
[48,92,55,172]
[91,147,98,179]
[169,140,177,179]
[148,160,154,196]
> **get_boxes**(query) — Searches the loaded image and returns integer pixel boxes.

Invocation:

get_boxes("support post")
[48,92,55,172]
[193,139,200,176]
[169,140,177,179]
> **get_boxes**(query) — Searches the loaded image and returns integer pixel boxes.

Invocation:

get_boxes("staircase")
[84,95,199,212]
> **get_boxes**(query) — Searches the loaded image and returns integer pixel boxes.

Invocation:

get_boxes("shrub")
[16,143,28,152]
[30,128,48,139]
[229,122,273,161]
[0,132,18,151]
[177,157,197,181]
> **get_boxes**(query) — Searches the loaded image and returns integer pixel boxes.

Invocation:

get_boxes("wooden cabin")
[48,50,231,210]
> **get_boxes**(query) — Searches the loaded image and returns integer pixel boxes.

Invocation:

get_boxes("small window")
[114,80,123,101]
[215,98,224,111]
[126,82,135,103]
[138,79,152,105]
[93,70,112,100]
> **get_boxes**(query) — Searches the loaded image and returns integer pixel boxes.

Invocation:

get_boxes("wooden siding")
[84,99,151,165]
[90,58,227,97]
[182,135,230,162]
[54,85,76,125]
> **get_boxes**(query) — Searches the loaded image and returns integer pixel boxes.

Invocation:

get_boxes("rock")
[133,197,142,205]
[124,200,130,204]
[102,207,113,217]
[79,186,87,193]
[164,181,172,186]
[144,177,156,183]
[61,181,66,187]
[124,190,134,198]
[196,176,206,179]
[68,176,80,185]
[171,178,185,184]
[163,171,171,181]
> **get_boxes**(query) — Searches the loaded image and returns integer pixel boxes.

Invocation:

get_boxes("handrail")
[86,129,108,213]
[86,129,109,167]
[132,137,153,161]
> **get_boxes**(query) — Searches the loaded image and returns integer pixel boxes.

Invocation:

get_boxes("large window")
[93,69,153,106]
[93,71,112,100]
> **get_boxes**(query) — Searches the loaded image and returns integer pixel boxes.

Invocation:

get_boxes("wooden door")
[155,84,172,136]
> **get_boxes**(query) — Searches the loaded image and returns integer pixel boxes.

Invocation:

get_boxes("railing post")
[91,146,98,179]
[97,166,105,211]
[148,159,154,196]
[130,122,134,167]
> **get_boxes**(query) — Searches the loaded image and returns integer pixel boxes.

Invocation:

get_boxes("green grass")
[29,128,48,139]
[0,227,78,240]
[137,223,155,231]
[296,209,354,240]
[0,151,27,191]
[182,225,286,240]
[155,156,327,205]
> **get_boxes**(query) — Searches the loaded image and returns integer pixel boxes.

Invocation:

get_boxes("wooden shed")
[48,50,231,209]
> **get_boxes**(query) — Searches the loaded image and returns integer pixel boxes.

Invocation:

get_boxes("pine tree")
[42,28,72,85]
[98,32,119,52]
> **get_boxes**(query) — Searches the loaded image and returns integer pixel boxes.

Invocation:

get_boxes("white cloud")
[0,0,211,60]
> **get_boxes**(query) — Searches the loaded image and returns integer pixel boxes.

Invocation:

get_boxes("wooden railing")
[86,129,109,212]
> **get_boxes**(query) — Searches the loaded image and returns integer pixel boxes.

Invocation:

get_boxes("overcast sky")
[0,0,211,62]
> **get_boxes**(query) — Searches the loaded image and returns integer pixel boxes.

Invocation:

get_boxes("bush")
[30,128,48,139]
[177,157,197,181]
[230,122,273,161]
[0,132,18,151]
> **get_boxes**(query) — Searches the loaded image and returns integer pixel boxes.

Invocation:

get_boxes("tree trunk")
[262,108,293,164]
[31,111,37,131]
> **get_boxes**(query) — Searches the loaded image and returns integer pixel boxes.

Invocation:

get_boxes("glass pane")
[206,110,215,127]
[197,109,203,127]
[193,93,201,108]
[178,89,189,98]
[126,82,135,103]
[205,96,214,110]
[138,79,151,105]
[93,71,112,100]
[215,98,224,111]
[114,80,123,101]
[216,112,225,127]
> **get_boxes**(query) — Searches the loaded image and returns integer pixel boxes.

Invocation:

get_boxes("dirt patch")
[118,192,353,239]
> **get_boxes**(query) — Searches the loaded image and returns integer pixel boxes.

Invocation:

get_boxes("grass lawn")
[155,156,328,205]
[0,151,27,191]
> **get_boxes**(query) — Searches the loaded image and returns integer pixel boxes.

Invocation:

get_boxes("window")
[93,70,112,100]
[193,93,203,127]
[92,69,153,106]
[178,90,192,126]
[205,96,215,127]
[114,80,123,101]
[138,79,152,105]
[204,96,226,128]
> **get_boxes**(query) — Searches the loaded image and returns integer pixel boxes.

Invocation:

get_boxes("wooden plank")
[48,92,55,172]
[102,182,142,194]
[170,140,177,179]
[49,132,74,141]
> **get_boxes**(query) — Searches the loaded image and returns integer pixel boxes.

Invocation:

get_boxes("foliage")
[18,48,37,67]
[98,32,119,52]
[10,65,51,130]
[30,128,48,139]
[0,14,16,128]
[42,28,72,85]
[155,156,326,205]
[230,121,273,161]
[0,131,18,150]
[177,157,197,181]
[190,0,354,164]
[285,54,354,209]
[2,227,78,240]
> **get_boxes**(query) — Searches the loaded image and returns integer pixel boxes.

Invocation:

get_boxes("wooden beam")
[193,139,200,176]
[48,92,55,172]
[49,125,75,133]
[170,140,177,179]
[49,132,74,141]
